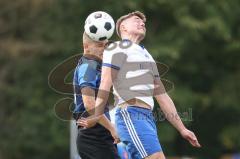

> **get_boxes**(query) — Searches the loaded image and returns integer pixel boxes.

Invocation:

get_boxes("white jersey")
[102,40,160,110]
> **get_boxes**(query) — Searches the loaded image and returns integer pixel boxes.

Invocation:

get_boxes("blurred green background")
[0,0,240,159]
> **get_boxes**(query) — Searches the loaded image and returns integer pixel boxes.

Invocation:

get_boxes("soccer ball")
[84,11,115,41]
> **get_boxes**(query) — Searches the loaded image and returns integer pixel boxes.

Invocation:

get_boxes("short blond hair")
[116,11,146,38]
[83,32,94,44]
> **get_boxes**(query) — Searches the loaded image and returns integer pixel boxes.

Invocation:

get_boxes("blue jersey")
[73,55,109,120]
[73,56,120,159]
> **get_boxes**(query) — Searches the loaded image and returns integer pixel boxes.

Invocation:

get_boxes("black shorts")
[76,124,120,159]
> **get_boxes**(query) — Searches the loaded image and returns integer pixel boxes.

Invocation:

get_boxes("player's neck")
[83,51,102,62]
[121,34,143,44]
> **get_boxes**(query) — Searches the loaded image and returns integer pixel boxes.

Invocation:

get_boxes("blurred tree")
[0,0,239,158]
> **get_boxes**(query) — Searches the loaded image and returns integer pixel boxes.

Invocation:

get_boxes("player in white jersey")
[79,11,201,159]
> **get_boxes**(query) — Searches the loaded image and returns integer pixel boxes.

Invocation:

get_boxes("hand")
[77,117,98,129]
[109,125,120,144]
[180,129,201,148]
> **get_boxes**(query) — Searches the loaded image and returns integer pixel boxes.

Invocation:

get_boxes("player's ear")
[120,24,126,32]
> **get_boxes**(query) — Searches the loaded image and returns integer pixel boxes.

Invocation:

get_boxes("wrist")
[94,115,101,122]
[178,126,187,134]
[179,127,188,135]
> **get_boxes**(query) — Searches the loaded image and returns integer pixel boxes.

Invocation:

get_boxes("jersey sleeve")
[75,62,98,90]
[152,62,160,79]
[102,42,127,70]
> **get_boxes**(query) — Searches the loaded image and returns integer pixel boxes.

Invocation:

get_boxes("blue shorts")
[115,106,162,159]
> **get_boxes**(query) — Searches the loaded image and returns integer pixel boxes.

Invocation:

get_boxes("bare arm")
[78,86,119,143]
[154,78,201,147]
[78,66,120,143]
[79,87,114,131]
[154,79,186,132]
[155,92,186,131]
[94,66,118,117]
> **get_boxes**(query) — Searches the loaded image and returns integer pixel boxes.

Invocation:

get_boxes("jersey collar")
[122,39,145,50]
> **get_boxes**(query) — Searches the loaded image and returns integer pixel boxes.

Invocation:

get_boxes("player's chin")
[138,33,146,41]
[138,30,146,37]
[139,28,146,33]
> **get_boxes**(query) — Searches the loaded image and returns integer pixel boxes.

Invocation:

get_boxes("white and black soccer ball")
[84,11,115,41]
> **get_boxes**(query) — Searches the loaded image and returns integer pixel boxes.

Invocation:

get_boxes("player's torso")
[73,56,112,137]
[113,42,156,108]
[73,56,101,112]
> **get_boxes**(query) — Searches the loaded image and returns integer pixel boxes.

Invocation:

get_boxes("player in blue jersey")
[73,32,120,159]
[79,11,201,159]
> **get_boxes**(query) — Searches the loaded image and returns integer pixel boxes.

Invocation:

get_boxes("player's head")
[116,11,146,40]
[83,32,107,59]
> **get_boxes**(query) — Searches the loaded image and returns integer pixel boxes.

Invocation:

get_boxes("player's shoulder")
[75,58,94,73]
[104,40,132,53]
[75,62,88,77]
